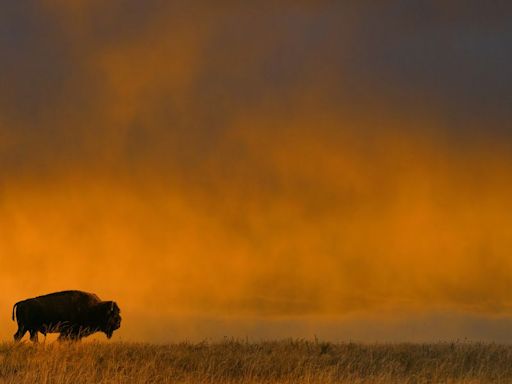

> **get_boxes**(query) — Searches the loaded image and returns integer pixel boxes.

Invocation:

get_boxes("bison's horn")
[110,301,115,312]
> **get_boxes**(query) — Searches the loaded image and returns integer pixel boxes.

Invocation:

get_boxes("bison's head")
[99,301,122,339]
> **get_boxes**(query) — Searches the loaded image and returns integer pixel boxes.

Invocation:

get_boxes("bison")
[12,290,121,342]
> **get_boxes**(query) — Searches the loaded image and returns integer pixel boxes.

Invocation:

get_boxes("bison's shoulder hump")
[35,290,102,302]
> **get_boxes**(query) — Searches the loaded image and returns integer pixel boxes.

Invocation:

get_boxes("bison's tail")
[12,302,19,322]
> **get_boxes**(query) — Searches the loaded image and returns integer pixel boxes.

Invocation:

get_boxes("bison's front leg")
[29,330,39,343]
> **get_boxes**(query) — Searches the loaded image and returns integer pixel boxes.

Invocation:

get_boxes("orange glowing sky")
[1,2,512,342]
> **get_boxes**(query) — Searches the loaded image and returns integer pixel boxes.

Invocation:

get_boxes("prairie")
[0,340,510,383]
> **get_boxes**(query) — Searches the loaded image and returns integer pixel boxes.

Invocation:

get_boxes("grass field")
[0,340,511,383]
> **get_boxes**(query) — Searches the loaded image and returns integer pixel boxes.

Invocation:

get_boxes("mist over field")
[1,1,512,343]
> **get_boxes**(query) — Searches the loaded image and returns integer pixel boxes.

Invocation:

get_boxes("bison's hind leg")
[29,330,39,343]
[13,326,26,342]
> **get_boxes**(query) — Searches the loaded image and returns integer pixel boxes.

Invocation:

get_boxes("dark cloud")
[0,2,71,121]
[0,1,101,178]
[346,1,512,123]
[1,1,511,177]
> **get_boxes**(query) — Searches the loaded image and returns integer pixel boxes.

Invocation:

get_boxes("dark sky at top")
[1,1,511,179]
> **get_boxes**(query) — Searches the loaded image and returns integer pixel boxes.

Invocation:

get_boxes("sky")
[1,1,512,342]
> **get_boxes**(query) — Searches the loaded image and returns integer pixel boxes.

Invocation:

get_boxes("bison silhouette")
[12,290,121,342]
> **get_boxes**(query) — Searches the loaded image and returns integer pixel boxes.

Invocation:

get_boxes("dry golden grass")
[0,340,511,383]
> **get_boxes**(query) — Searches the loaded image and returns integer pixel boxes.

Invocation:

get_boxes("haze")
[1,1,512,342]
